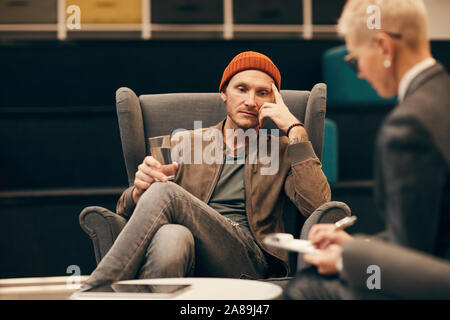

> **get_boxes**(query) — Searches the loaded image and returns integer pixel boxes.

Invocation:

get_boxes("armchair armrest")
[297,201,351,271]
[79,206,127,264]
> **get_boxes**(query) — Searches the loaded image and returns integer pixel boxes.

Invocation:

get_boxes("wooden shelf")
[0,0,339,40]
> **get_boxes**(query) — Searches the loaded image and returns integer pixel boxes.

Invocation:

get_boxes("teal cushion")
[323,45,396,105]
[322,118,338,185]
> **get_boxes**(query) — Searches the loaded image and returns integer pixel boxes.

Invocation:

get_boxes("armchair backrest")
[116,84,327,187]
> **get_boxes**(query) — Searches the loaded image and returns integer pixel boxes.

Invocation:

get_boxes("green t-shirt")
[208,148,250,232]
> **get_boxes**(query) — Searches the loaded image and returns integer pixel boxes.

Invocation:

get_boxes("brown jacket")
[116,120,331,276]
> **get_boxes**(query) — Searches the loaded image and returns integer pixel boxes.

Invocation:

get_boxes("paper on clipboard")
[263,233,320,254]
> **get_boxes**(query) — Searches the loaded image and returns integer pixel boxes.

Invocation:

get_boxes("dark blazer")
[284,63,450,300]
[373,63,450,259]
[340,238,450,299]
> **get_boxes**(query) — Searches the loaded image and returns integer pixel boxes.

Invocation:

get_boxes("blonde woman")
[285,0,450,299]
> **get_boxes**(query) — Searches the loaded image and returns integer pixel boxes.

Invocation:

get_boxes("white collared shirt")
[398,57,436,102]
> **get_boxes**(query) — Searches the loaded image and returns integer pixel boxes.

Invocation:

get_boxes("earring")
[384,60,391,68]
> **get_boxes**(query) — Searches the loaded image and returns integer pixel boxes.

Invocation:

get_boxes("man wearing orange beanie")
[80,51,331,292]
[218,51,297,134]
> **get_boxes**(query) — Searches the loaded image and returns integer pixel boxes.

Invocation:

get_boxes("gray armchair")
[79,84,351,284]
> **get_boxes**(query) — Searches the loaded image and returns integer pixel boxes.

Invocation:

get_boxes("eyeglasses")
[343,31,402,74]
[384,31,402,39]
[344,54,359,73]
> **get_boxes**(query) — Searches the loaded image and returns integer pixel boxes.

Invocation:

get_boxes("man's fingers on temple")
[261,102,276,109]
[259,107,274,121]
[272,83,282,102]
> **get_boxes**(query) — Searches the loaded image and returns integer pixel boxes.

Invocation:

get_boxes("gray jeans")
[82,182,269,290]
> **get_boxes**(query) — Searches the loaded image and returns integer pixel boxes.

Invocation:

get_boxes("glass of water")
[148,135,174,180]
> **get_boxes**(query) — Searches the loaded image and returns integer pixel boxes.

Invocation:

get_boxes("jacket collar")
[398,58,436,102]
[403,62,445,101]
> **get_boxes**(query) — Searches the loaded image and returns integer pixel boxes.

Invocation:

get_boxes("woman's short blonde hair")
[337,0,429,49]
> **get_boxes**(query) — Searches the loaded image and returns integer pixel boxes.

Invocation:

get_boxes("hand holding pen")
[308,216,357,250]
[333,216,357,231]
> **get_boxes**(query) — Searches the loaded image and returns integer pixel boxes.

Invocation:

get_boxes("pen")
[333,216,357,231]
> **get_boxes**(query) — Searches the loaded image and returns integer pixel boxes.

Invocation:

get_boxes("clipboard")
[263,233,320,254]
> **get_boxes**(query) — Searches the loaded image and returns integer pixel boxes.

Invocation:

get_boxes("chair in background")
[323,45,396,106]
[79,84,351,285]
[322,118,338,185]
[322,44,396,181]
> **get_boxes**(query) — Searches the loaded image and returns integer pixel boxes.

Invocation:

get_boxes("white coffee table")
[72,277,283,300]
[0,276,90,300]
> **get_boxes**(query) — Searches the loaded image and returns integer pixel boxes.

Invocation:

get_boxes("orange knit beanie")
[219,51,281,92]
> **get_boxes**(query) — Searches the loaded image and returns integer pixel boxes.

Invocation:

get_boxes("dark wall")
[2,39,449,189]
[1,39,344,191]
[1,195,116,278]
[0,39,343,109]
